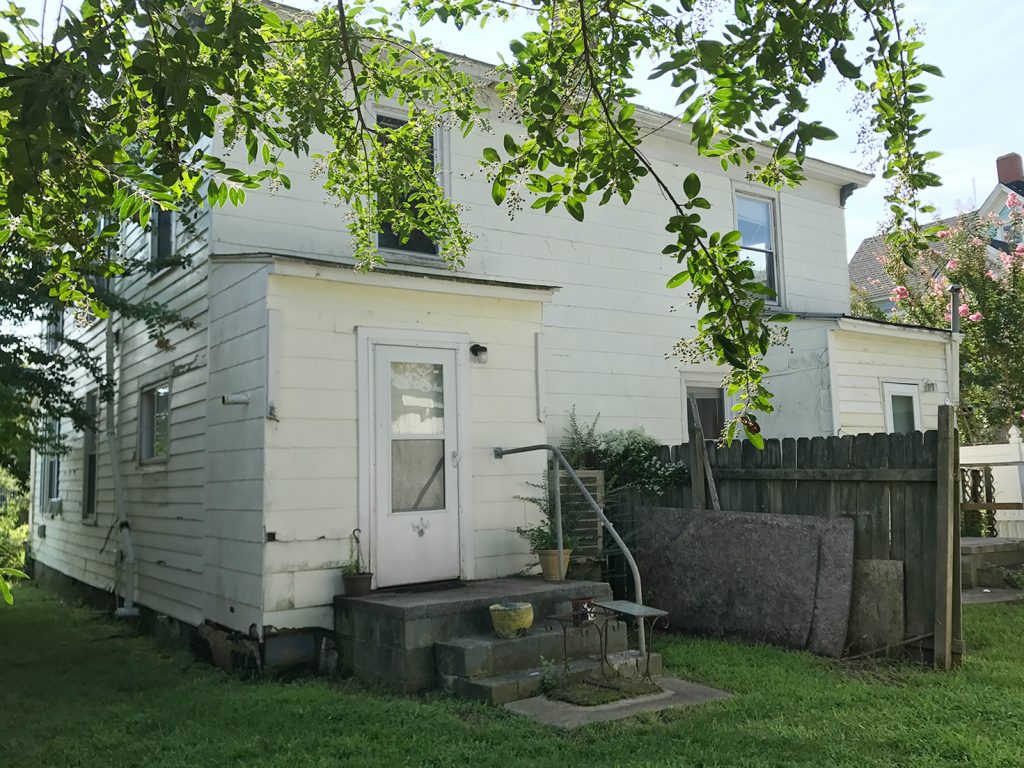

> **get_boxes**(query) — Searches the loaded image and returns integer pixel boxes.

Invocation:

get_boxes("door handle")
[451,450,461,467]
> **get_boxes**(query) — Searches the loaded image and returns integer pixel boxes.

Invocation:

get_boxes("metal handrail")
[494,443,647,653]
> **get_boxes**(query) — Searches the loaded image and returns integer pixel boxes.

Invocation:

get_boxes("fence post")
[934,405,956,670]
[689,427,707,511]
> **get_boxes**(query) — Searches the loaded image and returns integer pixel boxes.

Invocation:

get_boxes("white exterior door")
[372,345,462,587]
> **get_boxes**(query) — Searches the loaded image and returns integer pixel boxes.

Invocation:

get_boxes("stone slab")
[962,587,1024,604]
[636,507,854,657]
[505,676,731,728]
[847,559,905,653]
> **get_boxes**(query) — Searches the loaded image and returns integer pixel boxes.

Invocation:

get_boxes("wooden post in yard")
[934,404,956,670]
[689,425,708,511]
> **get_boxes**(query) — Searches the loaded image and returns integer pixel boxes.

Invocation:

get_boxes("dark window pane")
[687,388,726,440]
[376,115,438,256]
[891,394,916,434]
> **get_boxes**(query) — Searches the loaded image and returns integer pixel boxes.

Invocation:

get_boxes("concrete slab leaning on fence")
[634,507,855,657]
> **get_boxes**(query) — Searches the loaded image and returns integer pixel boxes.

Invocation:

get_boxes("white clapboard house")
[29,53,954,652]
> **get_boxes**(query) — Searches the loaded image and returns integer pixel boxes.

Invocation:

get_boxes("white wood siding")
[30,206,212,626]
[211,93,857,445]
[203,259,271,632]
[830,325,951,435]
[757,319,836,438]
[262,267,548,629]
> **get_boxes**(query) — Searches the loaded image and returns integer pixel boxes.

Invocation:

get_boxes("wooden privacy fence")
[611,405,962,668]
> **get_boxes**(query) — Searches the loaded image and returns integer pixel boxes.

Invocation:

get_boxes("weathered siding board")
[29,207,212,628]
[831,326,950,434]
[203,260,271,633]
[262,268,549,628]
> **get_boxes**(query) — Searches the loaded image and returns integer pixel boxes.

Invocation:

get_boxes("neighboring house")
[849,152,1024,312]
[28,52,953,646]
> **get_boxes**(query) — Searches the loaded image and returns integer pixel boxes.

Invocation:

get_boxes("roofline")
[212,251,561,300]
[263,1,873,190]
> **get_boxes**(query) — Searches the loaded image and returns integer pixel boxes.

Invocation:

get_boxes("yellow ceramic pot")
[535,549,572,581]
[489,601,534,639]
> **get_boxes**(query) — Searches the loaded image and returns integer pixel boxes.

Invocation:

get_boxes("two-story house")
[29,53,953,652]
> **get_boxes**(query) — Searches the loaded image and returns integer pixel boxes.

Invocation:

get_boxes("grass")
[4,586,1024,767]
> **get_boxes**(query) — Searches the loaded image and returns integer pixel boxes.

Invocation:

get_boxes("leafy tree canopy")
[0,0,939,453]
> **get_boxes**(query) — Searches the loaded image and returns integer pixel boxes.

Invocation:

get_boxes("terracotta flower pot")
[489,601,534,639]
[535,549,572,581]
[342,572,373,597]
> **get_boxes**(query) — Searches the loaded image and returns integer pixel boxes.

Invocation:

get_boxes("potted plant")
[489,601,534,638]
[341,528,373,597]
[514,476,579,581]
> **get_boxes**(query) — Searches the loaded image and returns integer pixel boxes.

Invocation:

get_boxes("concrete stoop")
[334,577,617,693]
[961,538,1024,588]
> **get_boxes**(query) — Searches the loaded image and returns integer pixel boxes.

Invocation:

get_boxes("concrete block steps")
[435,623,627,679]
[444,651,664,706]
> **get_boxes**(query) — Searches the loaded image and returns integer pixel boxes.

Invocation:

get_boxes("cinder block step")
[436,622,627,680]
[448,651,664,706]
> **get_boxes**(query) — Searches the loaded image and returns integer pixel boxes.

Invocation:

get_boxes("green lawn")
[3,586,1024,768]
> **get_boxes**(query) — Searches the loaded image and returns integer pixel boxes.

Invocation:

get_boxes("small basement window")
[139,382,170,462]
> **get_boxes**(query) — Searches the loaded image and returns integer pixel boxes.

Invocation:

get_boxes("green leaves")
[0,568,28,606]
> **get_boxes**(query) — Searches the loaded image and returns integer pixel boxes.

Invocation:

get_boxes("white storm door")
[373,345,461,587]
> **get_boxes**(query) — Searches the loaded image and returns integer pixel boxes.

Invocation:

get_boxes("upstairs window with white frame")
[882,382,921,435]
[736,193,779,296]
[375,114,440,258]
[44,308,64,354]
[139,382,170,463]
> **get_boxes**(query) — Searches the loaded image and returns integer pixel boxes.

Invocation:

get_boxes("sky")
[19,0,1024,258]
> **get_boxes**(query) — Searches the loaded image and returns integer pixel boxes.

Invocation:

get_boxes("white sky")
[20,0,1024,259]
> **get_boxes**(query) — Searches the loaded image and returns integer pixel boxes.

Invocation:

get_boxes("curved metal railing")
[493,443,646,653]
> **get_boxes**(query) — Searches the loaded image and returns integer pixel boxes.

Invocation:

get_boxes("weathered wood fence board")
[609,414,961,666]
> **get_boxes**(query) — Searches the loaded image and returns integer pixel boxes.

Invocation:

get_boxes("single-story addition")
[28,49,954,680]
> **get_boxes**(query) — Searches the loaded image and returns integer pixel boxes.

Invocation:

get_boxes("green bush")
[560,408,688,498]
[1,469,29,570]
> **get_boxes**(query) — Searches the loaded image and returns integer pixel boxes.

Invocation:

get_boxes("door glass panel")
[891,394,916,434]
[392,439,445,512]
[390,362,444,434]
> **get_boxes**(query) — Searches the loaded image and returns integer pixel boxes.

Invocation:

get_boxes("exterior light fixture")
[470,343,488,363]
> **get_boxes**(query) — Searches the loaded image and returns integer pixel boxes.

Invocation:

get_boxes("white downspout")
[106,314,138,617]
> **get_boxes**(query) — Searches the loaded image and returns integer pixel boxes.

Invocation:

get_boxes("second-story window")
[376,114,439,257]
[736,194,778,295]
[150,206,175,268]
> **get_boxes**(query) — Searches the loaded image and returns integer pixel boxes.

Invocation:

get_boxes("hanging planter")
[340,528,373,597]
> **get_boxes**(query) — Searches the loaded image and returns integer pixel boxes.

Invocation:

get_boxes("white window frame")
[138,380,171,465]
[881,382,922,434]
[733,185,784,305]
[369,104,452,266]
[681,375,729,441]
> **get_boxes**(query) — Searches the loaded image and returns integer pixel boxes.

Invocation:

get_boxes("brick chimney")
[996,152,1023,185]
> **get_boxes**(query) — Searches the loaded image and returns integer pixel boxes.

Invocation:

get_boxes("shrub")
[0,469,28,570]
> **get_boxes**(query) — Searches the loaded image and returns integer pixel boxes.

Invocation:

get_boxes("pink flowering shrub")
[853,211,1024,442]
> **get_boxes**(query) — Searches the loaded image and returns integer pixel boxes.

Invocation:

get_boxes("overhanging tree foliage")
[0,0,940,453]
